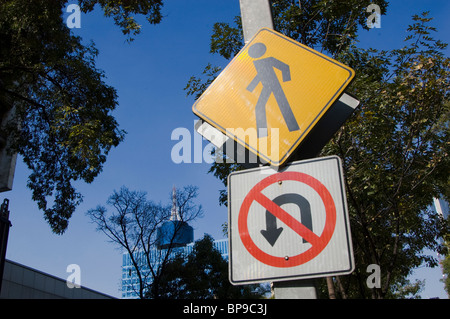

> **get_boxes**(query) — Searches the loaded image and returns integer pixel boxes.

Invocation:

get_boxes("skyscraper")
[156,187,194,249]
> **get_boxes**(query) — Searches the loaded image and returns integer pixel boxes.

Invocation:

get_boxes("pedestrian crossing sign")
[192,28,355,166]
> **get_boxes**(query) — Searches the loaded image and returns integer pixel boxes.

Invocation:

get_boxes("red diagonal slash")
[238,171,336,268]
[253,191,321,246]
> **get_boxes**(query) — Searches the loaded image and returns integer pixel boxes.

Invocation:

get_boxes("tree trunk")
[326,276,336,299]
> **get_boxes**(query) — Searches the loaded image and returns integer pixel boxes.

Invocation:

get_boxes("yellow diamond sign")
[192,28,355,166]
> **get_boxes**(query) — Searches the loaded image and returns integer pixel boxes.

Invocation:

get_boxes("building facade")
[1,259,114,299]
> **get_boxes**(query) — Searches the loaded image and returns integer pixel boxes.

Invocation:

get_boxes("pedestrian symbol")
[192,28,355,166]
[247,43,299,138]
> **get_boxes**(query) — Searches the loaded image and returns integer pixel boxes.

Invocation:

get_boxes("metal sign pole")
[238,0,318,300]
[272,279,317,299]
[0,199,12,294]
[239,0,274,43]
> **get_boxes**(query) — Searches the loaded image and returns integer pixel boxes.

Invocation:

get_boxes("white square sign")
[228,156,354,284]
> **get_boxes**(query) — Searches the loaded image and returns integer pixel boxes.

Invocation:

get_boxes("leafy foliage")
[156,234,268,299]
[271,0,388,55]
[78,0,164,40]
[0,0,164,233]
[208,0,388,60]
[323,13,449,298]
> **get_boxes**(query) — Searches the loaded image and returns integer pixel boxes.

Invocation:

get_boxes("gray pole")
[239,0,274,42]
[0,199,12,294]
[272,279,318,299]
[238,0,318,299]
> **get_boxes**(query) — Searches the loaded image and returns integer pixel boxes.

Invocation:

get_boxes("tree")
[86,185,203,299]
[78,0,164,40]
[0,0,164,234]
[185,1,449,298]
[156,234,268,299]
[321,13,449,298]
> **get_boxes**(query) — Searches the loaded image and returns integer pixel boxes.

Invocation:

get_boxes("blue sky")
[3,0,449,299]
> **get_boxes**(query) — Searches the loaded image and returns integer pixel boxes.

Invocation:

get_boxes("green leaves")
[320,12,449,298]
[210,16,243,60]
[184,63,222,101]
[0,0,142,234]
[156,234,267,299]
[78,0,164,41]
[271,0,389,56]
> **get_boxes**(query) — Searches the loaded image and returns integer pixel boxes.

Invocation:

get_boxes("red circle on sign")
[238,171,336,268]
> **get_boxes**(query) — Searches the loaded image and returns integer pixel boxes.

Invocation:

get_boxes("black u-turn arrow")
[261,193,313,246]
[261,210,283,246]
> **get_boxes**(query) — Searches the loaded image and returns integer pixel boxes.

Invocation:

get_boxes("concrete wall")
[0,260,114,299]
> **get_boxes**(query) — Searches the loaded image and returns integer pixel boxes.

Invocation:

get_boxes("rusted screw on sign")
[278,180,282,185]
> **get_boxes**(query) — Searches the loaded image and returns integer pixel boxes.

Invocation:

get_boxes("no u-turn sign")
[228,156,354,285]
